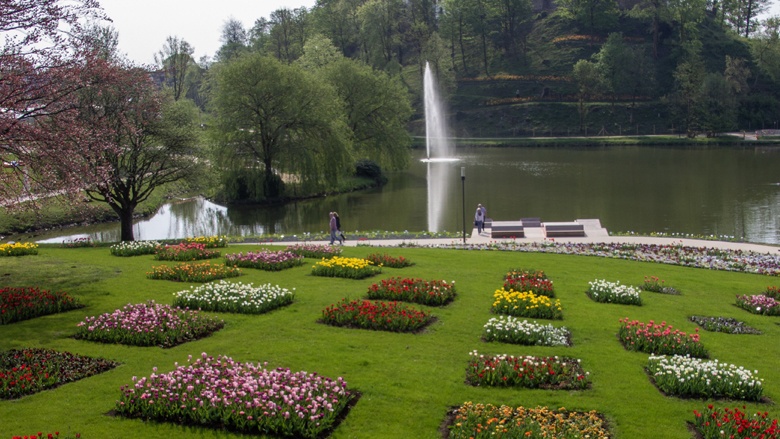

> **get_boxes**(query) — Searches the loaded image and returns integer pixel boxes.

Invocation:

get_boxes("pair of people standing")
[474,203,487,234]
[329,211,345,245]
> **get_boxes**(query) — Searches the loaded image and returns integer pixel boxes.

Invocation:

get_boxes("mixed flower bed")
[311,256,381,279]
[483,316,571,346]
[448,402,610,439]
[115,353,354,439]
[491,289,563,319]
[503,268,554,297]
[147,261,241,282]
[618,318,707,358]
[173,281,294,314]
[0,348,118,400]
[692,405,780,439]
[736,294,780,316]
[689,315,761,334]
[74,301,224,348]
[286,243,341,259]
[765,286,780,299]
[321,299,433,332]
[647,354,764,401]
[586,279,642,305]
[110,240,161,256]
[641,276,681,294]
[185,235,229,248]
[364,253,414,268]
[366,277,455,306]
[466,351,589,390]
[224,249,304,271]
[62,237,94,248]
[11,431,81,439]
[1,286,83,325]
[154,242,221,261]
[0,242,38,256]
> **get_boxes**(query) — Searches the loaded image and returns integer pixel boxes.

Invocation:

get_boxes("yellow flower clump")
[0,242,39,256]
[314,256,377,270]
[492,289,562,311]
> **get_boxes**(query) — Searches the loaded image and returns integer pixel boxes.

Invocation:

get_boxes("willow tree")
[210,53,352,202]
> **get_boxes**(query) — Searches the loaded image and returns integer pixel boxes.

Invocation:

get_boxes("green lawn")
[1,244,778,438]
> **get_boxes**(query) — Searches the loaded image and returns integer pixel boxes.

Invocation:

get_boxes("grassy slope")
[0,245,778,438]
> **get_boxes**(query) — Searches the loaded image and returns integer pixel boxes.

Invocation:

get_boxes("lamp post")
[461,167,466,244]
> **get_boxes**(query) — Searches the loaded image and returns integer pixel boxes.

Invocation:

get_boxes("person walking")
[474,204,485,234]
[334,211,345,242]
[328,212,343,245]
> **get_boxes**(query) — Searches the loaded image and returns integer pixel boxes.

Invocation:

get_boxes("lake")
[34,145,780,244]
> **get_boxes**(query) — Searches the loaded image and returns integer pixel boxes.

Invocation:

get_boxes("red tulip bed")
[692,405,780,439]
[0,348,117,400]
[502,268,555,297]
[465,351,590,390]
[364,252,414,268]
[0,287,83,325]
[366,277,455,306]
[618,317,708,358]
[146,261,242,282]
[321,298,433,332]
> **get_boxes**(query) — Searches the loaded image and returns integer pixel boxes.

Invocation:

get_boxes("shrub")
[321,299,433,332]
[146,261,241,282]
[173,281,294,314]
[0,287,83,325]
[647,354,763,401]
[366,277,455,306]
[109,240,161,256]
[115,353,354,438]
[491,289,563,319]
[618,318,708,358]
[689,315,761,334]
[154,242,221,261]
[311,256,381,279]
[365,253,414,268]
[286,243,342,259]
[224,250,304,271]
[448,402,610,439]
[586,279,642,305]
[641,276,681,294]
[736,294,780,316]
[355,159,386,183]
[503,268,554,297]
[0,242,38,256]
[0,348,118,400]
[74,301,224,347]
[483,316,571,346]
[465,351,589,390]
[692,405,780,439]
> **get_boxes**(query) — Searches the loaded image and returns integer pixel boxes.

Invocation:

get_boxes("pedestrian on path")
[329,212,343,245]
[474,204,485,234]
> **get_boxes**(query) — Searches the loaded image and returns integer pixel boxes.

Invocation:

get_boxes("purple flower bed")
[285,243,342,259]
[116,353,355,438]
[224,250,304,271]
[74,301,224,347]
[736,294,780,316]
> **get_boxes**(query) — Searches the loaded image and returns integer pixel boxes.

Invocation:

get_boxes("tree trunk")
[119,208,136,241]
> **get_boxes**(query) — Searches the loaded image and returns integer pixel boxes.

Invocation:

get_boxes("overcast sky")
[99,0,779,67]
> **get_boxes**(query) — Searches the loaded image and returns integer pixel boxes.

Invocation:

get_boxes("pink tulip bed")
[0,286,83,325]
[115,353,355,438]
[0,348,117,400]
[366,277,456,306]
[285,243,341,259]
[618,318,708,358]
[74,301,224,348]
[736,294,780,316]
[224,249,304,271]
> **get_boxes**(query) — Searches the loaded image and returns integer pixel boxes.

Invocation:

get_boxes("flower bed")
[154,242,221,261]
[0,242,38,256]
[173,281,294,314]
[115,353,354,439]
[184,235,228,248]
[11,431,81,439]
[692,405,780,439]
[147,261,241,282]
[366,277,455,306]
[448,402,610,439]
[491,289,563,319]
[736,294,780,316]
[586,279,642,305]
[311,256,381,279]
[465,351,589,390]
[110,240,161,256]
[74,301,224,347]
[641,276,681,294]
[0,348,118,399]
[224,249,304,271]
[62,237,94,248]
[618,318,708,358]
[286,243,341,258]
[765,286,780,299]
[1,287,83,325]
[503,268,554,297]
[647,354,764,401]
[364,253,414,268]
[483,316,571,346]
[689,315,761,334]
[321,298,433,332]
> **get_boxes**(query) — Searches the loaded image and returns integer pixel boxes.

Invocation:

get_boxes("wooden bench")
[491,221,524,238]
[520,217,541,227]
[543,221,585,237]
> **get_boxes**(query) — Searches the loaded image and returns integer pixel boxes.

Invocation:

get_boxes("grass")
[0,244,779,438]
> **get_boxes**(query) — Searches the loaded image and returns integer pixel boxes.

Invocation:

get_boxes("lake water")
[34,145,780,244]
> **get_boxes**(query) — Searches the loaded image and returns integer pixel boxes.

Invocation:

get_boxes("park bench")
[520,217,541,227]
[490,221,524,238]
[543,221,585,237]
